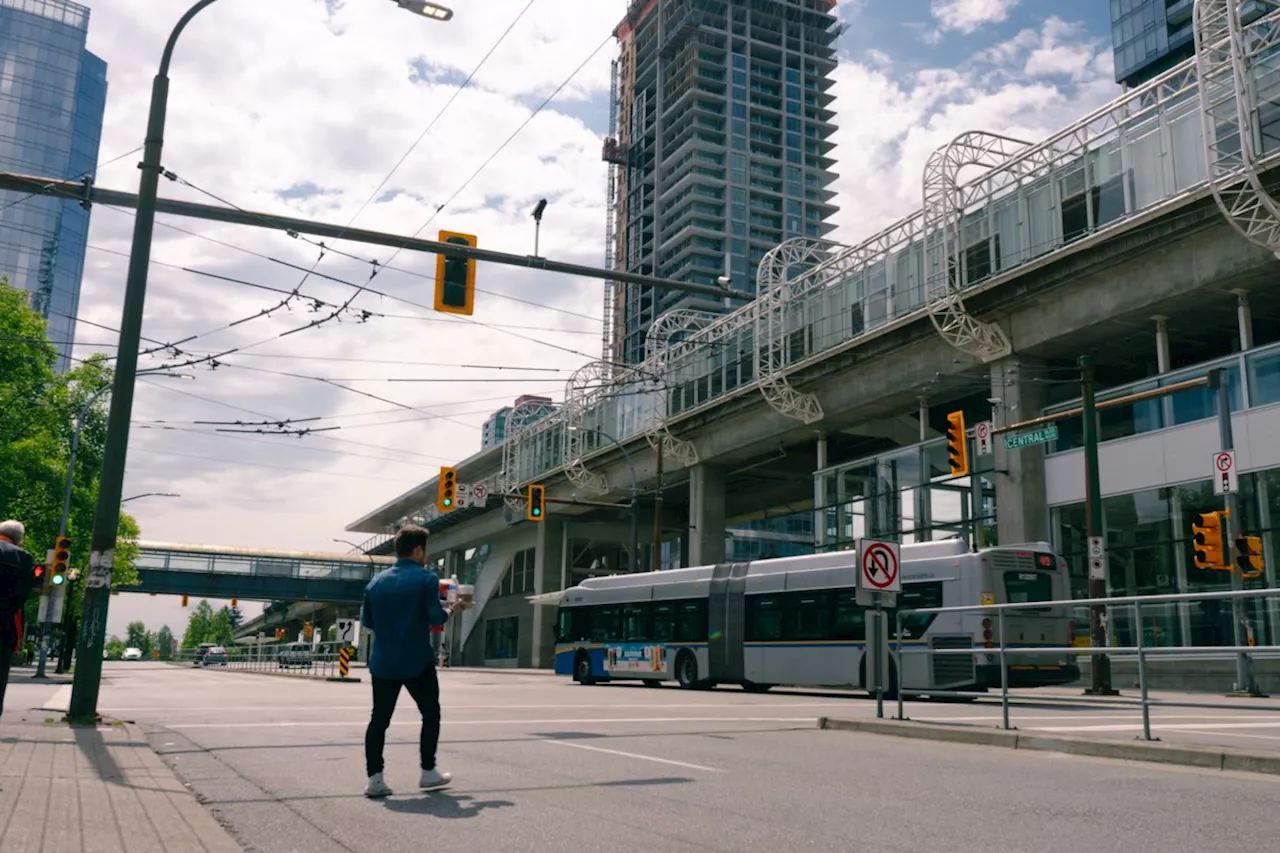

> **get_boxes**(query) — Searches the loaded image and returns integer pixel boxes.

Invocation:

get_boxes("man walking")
[361,525,453,798]
[0,520,37,718]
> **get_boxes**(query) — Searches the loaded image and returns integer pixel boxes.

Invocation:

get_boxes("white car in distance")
[123,647,143,661]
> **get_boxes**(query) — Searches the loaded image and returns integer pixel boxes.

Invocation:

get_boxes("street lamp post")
[567,426,640,572]
[122,493,181,504]
[69,0,453,721]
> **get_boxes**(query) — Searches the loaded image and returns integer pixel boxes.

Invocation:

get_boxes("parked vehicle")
[277,642,313,669]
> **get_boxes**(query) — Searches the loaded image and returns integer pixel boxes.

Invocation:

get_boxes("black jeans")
[365,664,440,778]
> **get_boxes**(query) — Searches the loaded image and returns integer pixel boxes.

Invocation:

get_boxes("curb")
[815,717,1280,776]
[325,676,363,683]
[442,667,557,677]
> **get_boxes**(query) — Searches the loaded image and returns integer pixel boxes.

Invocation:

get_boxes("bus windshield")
[1004,571,1054,604]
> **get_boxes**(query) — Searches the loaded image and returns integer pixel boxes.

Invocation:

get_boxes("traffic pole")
[1080,356,1117,696]
[1209,368,1262,696]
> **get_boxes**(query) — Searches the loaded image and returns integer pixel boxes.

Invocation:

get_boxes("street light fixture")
[122,493,181,504]
[398,0,453,18]
[333,538,376,568]
[532,198,547,257]
[70,0,453,722]
[565,425,640,573]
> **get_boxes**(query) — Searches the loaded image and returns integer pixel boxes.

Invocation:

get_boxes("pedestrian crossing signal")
[1235,535,1264,579]
[946,411,968,477]
[527,484,545,521]
[433,231,476,316]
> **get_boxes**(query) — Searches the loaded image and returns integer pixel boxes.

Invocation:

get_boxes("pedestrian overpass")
[130,541,394,604]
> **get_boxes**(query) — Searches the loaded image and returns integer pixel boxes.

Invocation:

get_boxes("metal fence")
[892,587,1280,741]
[171,640,360,680]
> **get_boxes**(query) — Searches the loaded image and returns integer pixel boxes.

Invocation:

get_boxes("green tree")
[181,600,216,649]
[104,635,125,659]
[125,620,151,655]
[155,625,175,661]
[0,278,143,663]
[208,608,234,646]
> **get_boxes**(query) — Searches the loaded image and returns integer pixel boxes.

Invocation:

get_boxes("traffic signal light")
[33,564,45,587]
[181,594,189,607]
[1235,535,1264,579]
[1192,510,1230,570]
[433,230,476,316]
[527,484,545,521]
[945,410,968,477]
[51,535,70,585]
[230,598,238,608]
[437,466,457,512]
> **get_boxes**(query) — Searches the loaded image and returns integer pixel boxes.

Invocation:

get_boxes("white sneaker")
[364,773,392,798]
[419,768,452,790]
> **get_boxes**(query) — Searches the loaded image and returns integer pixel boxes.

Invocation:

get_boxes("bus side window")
[593,606,621,643]
[747,596,783,641]
[786,592,829,641]
[894,582,944,639]
[623,603,650,642]
[653,603,676,642]
[675,599,706,642]
[832,592,865,641]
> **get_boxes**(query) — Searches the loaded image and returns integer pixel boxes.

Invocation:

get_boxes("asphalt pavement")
[9,663,1280,853]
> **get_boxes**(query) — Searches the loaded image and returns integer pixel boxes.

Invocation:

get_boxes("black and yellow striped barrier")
[326,645,361,683]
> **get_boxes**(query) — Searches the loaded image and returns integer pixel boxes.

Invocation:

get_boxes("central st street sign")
[1005,423,1059,451]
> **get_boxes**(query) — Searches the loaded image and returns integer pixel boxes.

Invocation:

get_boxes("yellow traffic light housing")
[1235,535,1264,579]
[527,484,545,521]
[437,466,457,512]
[433,230,476,316]
[181,594,189,607]
[1192,510,1230,570]
[945,410,968,477]
[51,535,70,585]
[230,598,238,608]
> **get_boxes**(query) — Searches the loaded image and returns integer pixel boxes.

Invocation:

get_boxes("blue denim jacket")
[361,560,449,679]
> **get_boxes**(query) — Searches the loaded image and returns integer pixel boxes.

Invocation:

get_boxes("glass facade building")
[0,0,106,371]
[1109,0,1273,88]
[608,0,840,367]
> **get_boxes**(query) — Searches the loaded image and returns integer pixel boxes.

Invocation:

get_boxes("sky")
[73,0,1123,636]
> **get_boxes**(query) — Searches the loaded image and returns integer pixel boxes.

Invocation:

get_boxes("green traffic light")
[532,507,541,516]
[444,498,452,506]
[52,574,64,585]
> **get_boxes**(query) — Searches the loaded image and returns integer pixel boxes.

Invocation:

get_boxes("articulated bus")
[552,538,1080,696]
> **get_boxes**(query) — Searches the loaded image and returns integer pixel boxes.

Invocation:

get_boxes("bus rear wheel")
[675,651,701,689]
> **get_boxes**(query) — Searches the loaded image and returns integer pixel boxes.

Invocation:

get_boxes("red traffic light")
[34,564,44,578]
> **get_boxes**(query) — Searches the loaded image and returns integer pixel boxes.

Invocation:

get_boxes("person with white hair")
[0,519,37,718]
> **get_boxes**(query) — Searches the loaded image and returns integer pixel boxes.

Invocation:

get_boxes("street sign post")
[856,537,901,719]
[1004,424,1059,451]
[336,619,357,646]
[453,483,471,510]
[1212,450,1238,495]
[975,420,993,456]
[470,483,488,505]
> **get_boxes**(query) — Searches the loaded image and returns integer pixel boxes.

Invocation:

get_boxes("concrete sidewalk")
[0,709,243,853]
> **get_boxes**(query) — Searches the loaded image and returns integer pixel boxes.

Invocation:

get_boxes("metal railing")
[171,640,361,680]
[892,587,1280,741]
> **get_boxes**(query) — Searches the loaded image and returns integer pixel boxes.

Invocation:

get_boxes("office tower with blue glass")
[0,0,107,371]
[1111,0,1206,88]
[605,0,840,367]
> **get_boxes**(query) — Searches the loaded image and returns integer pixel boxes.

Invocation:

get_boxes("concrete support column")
[531,519,565,668]
[991,358,1050,545]
[1152,315,1170,373]
[1233,289,1254,351]
[815,433,828,551]
[688,464,727,566]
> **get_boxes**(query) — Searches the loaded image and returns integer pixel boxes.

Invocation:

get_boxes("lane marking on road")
[1028,720,1280,733]
[41,685,72,712]
[543,739,722,772]
[165,716,821,729]
[912,713,1280,724]
[1162,727,1280,742]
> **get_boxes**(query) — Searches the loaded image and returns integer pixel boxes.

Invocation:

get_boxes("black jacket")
[0,537,36,652]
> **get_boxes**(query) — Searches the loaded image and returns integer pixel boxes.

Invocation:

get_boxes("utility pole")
[1080,356,1117,695]
[1209,368,1262,696]
[652,438,664,572]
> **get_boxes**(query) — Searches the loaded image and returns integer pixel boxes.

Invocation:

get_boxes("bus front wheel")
[574,652,595,685]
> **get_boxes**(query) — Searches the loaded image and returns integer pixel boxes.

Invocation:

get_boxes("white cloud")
[72,1,1121,592]
[931,0,1020,34]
